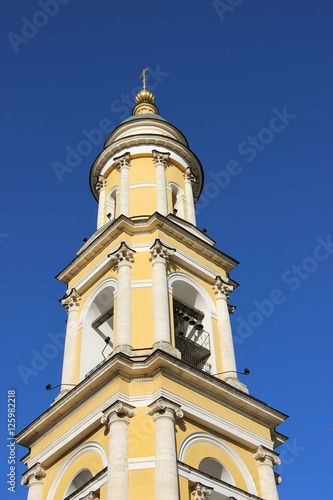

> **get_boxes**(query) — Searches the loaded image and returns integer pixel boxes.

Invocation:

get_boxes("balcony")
[173,298,211,373]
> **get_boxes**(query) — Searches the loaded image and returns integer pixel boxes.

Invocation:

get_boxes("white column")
[60,289,81,392]
[101,402,137,500]
[183,168,196,226]
[146,398,183,500]
[254,446,281,500]
[21,463,46,500]
[115,153,130,217]
[213,278,237,378]
[109,242,135,352]
[150,239,176,351]
[153,150,169,216]
[95,175,107,229]
[213,277,248,393]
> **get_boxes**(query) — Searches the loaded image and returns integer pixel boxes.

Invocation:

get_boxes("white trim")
[159,388,273,451]
[129,183,156,189]
[100,145,190,178]
[71,259,117,297]
[78,277,117,324]
[132,279,153,288]
[178,432,257,495]
[168,272,216,313]
[46,441,107,500]
[128,456,156,470]
[178,463,256,500]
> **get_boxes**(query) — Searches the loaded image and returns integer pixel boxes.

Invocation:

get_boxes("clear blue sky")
[1,1,332,498]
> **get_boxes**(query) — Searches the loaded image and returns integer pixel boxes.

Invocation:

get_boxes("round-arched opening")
[169,182,184,218]
[80,285,115,380]
[171,276,215,374]
[64,469,93,497]
[199,458,235,500]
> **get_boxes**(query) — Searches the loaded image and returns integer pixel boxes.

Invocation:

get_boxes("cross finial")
[140,68,149,90]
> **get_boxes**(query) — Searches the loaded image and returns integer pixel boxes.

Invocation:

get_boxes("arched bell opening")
[170,275,215,374]
[79,284,115,380]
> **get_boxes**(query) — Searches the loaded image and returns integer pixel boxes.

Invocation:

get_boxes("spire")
[133,68,158,116]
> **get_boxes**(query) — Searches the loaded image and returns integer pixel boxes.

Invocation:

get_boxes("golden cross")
[140,68,149,89]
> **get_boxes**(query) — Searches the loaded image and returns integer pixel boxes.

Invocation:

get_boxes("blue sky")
[1,0,332,498]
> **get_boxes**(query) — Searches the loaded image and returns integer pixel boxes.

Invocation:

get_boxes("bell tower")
[17,73,288,500]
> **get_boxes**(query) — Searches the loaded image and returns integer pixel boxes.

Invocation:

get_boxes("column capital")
[183,167,196,184]
[101,401,137,427]
[60,288,81,312]
[228,304,236,315]
[95,175,107,192]
[149,238,175,264]
[146,397,183,421]
[152,149,170,167]
[108,241,136,266]
[191,482,213,499]
[21,463,46,486]
[254,446,281,467]
[213,276,234,300]
[81,493,99,500]
[114,152,131,170]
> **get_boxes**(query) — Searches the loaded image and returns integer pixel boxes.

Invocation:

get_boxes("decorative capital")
[191,483,213,499]
[114,152,131,170]
[149,238,175,264]
[60,288,81,312]
[228,304,236,315]
[95,175,107,192]
[81,493,99,500]
[21,463,46,486]
[101,401,137,427]
[108,241,136,266]
[213,276,234,301]
[146,397,183,421]
[183,167,196,184]
[152,149,170,167]
[254,446,281,467]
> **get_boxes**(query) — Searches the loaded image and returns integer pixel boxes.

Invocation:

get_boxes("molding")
[178,432,257,495]
[129,183,156,189]
[131,279,152,288]
[46,441,107,500]
[128,456,155,470]
[78,277,117,324]
[159,388,273,451]
[178,462,263,500]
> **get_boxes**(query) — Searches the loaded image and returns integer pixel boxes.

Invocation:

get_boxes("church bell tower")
[16,71,288,500]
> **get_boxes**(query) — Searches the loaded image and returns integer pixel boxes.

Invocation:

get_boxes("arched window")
[105,187,118,221]
[169,183,184,218]
[79,281,116,380]
[64,469,93,497]
[170,274,216,374]
[199,457,234,484]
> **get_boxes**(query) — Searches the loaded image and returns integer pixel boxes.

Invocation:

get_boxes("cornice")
[15,350,287,452]
[89,134,204,201]
[55,213,239,284]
